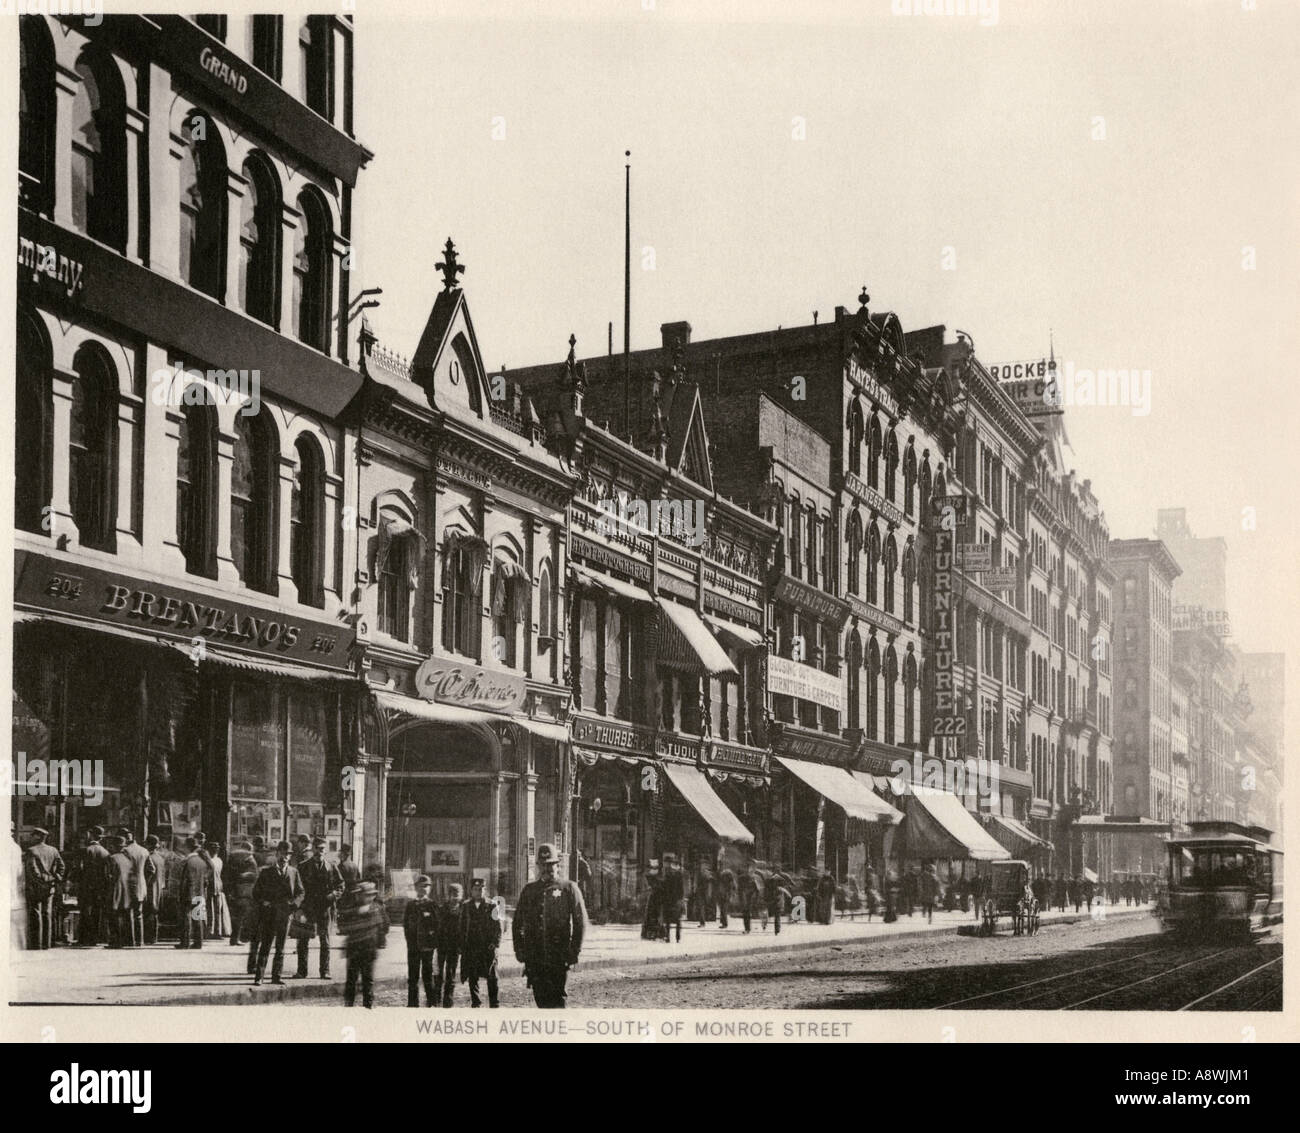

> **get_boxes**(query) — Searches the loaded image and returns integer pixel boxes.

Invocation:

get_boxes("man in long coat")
[460,877,501,1007]
[512,844,586,1008]
[252,841,304,985]
[175,837,211,950]
[78,826,109,947]
[118,828,149,946]
[143,835,169,945]
[104,836,135,948]
[295,837,344,979]
[24,827,65,950]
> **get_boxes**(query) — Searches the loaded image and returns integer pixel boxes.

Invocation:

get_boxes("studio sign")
[414,658,526,713]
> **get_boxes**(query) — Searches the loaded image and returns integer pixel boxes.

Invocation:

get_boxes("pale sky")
[353,0,1299,739]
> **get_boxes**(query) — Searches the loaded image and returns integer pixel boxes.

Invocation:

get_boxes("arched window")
[846,631,862,731]
[491,551,528,670]
[251,15,283,81]
[231,414,276,593]
[804,506,818,586]
[239,155,280,325]
[919,453,932,514]
[442,532,484,658]
[787,498,801,578]
[454,336,481,415]
[847,401,864,477]
[299,16,333,119]
[376,514,414,644]
[15,310,53,534]
[904,651,918,746]
[866,637,881,741]
[866,523,881,606]
[538,560,554,640]
[69,344,116,551]
[883,532,898,614]
[885,431,899,504]
[71,49,127,251]
[179,112,227,299]
[903,441,917,518]
[291,436,325,607]
[293,189,332,351]
[884,645,899,745]
[935,466,948,501]
[846,511,862,596]
[177,401,217,578]
[867,415,882,490]
[902,540,916,624]
[19,18,56,216]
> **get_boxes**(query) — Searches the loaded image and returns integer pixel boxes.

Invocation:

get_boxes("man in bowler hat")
[252,841,304,985]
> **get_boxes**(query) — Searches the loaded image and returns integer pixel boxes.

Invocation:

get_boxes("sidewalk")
[9,902,1157,1006]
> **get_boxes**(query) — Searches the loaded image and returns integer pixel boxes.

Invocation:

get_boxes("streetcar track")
[932,946,1168,1009]
[1177,956,1283,1011]
[1059,948,1236,1010]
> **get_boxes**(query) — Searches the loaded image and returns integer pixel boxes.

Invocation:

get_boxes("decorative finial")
[1049,327,1056,370]
[858,285,870,310]
[436,238,465,291]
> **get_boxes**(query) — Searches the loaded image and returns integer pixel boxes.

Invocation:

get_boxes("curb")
[146,907,1156,1007]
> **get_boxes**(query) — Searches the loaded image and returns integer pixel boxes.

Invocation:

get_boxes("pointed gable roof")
[409,285,491,416]
[665,381,713,493]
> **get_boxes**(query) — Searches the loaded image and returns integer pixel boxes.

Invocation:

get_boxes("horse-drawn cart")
[980,860,1040,936]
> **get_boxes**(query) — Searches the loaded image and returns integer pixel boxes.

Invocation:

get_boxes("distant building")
[1156,508,1227,614]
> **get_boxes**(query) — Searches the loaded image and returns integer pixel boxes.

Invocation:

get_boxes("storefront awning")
[777,757,902,824]
[702,614,765,650]
[656,599,738,676]
[573,745,645,767]
[373,689,502,727]
[374,690,568,743]
[569,564,655,605]
[1074,816,1174,835]
[661,763,754,845]
[982,813,1052,854]
[513,718,569,744]
[900,790,1011,861]
[196,648,360,682]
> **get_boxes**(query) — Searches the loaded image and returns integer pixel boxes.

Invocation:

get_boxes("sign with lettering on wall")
[413,657,527,713]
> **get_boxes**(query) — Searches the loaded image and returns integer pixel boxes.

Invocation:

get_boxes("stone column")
[275,451,301,604]
[223,168,247,312]
[278,200,301,339]
[323,469,343,606]
[114,390,144,557]
[214,424,240,584]
[149,65,180,278]
[124,105,147,262]
[53,66,78,230]
[49,368,81,548]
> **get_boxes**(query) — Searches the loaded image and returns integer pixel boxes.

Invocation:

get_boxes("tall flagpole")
[624,150,631,440]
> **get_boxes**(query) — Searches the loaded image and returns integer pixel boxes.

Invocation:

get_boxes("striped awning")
[656,599,737,676]
[777,757,902,824]
[662,763,754,844]
[569,564,655,605]
[702,614,765,650]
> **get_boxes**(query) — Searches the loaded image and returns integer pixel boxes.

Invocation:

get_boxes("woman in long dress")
[205,842,232,938]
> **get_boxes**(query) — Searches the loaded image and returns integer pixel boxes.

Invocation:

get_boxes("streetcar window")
[1171,847,1253,886]
[1256,852,1272,895]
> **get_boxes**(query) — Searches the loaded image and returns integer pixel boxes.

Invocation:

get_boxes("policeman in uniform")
[512,844,586,1008]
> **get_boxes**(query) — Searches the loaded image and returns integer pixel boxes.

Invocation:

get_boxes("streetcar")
[980,860,1040,937]
[1162,822,1283,939]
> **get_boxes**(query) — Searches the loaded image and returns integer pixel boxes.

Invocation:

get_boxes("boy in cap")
[339,881,388,1008]
[460,877,501,1007]
[403,875,439,1007]
[433,883,464,1007]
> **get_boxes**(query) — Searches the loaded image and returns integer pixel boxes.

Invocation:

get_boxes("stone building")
[14,13,369,854]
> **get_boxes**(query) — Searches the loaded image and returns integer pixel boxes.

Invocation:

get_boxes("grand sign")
[14,550,354,670]
[767,654,844,712]
[413,657,526,713]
